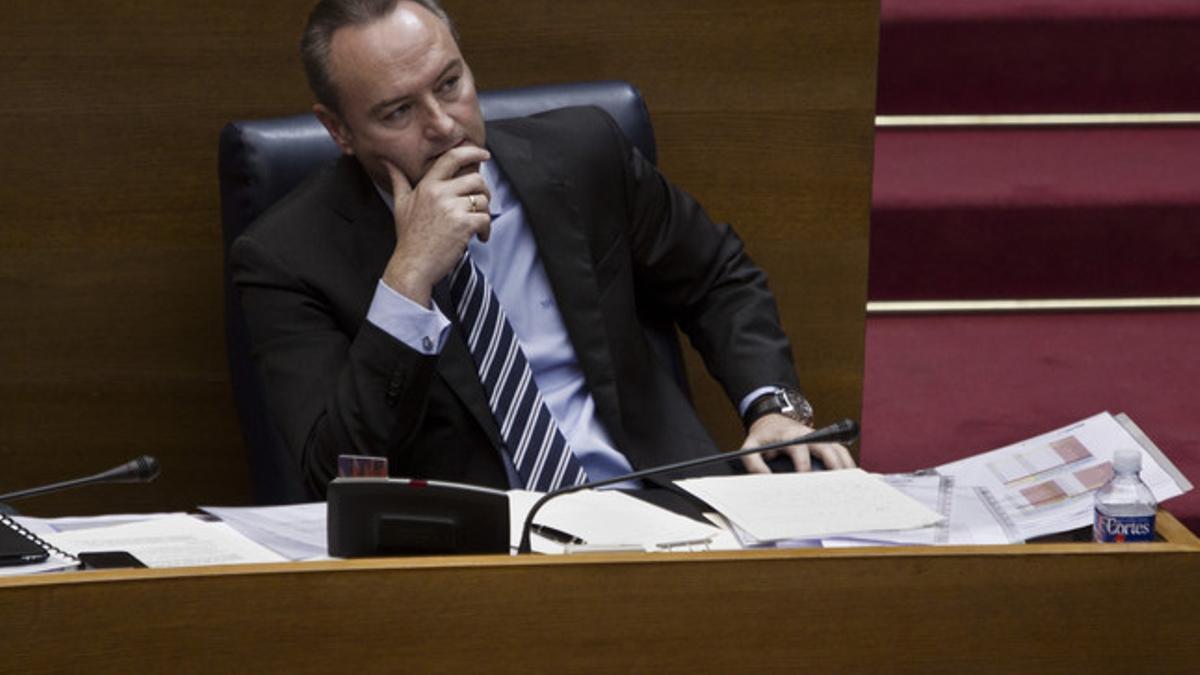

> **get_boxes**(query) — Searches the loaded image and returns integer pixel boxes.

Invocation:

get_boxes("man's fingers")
[739,446,781,473]
[834,443,857,469]
[382,158,413,200]
[445,172,491,202]
[424,145,491,183]
[467,212,492,243]
[810,443,856,470]
[462,191,490,216]
[740,452,771,474]
[784,445,812,473]
[741,415,854,474]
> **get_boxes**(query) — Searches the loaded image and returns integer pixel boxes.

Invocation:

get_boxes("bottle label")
[1093,512,1156,543]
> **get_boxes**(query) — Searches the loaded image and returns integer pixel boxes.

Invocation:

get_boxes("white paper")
[675,469,944,542]
[508,489,720,551]
[39,514,288,568]
[817,474,1015,547]
[200,502,328,561]
[15,512,189,537]
[701,513,753,551]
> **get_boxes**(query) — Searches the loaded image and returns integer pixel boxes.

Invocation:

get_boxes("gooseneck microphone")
[517,419,859,553]
[0,455,161,503]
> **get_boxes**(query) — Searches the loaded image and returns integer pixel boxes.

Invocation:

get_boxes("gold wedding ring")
[467,194,478,213]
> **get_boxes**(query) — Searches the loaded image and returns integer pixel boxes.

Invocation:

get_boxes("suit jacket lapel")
[325,157,398,317]
[487,124,628,451]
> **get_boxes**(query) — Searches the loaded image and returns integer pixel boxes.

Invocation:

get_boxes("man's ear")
[314,103,355,156]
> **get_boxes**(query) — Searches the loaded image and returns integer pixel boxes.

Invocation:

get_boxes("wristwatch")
[742,388,814,429]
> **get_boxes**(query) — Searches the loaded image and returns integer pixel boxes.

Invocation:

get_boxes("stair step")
[878,0,1200,114]
[870,125,1200,300]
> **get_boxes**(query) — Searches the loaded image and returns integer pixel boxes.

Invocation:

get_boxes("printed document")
[817,473,1015,547]
[201,502,328,560]
[935,412,1193,541]
[674,469,944,542]
[508,489,721,552]
[39,513,288,568]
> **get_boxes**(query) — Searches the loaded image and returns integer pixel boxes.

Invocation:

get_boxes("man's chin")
[365,163,415,197]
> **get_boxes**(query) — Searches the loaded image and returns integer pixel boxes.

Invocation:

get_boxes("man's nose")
[423,99,457,139]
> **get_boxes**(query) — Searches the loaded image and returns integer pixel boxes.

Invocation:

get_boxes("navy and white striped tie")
[449,254,589,492]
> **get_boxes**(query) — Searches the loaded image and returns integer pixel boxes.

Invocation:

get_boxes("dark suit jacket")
[231,106,800,495]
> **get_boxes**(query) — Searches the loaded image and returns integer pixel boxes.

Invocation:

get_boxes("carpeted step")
[859,310,1200,536]
[877,0,1200,115]
[870,125,1200,301]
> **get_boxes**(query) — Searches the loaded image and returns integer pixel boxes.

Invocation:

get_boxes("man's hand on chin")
[379,146,493,307]
[738,413,856,473]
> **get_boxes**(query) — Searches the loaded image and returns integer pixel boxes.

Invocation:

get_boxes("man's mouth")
[430,138,469,160]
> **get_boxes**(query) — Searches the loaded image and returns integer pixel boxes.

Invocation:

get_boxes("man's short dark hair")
[300,0,457,115]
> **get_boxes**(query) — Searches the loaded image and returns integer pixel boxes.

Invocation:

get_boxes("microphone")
[517,419,859,553]
[0,455,161,503]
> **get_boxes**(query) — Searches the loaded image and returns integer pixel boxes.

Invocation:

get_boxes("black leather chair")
[219,81,685,504]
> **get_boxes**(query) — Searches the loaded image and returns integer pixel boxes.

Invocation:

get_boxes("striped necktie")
[449,254,589,492]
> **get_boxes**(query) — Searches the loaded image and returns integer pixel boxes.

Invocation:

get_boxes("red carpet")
[860,310,1200,533]
[870,126,1200,300]
[877,0,1200,114]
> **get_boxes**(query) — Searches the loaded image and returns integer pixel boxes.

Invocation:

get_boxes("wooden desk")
[3,513,1198,674]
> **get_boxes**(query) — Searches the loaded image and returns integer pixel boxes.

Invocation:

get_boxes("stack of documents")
[507,489,726,553]
[201,502,328,560]
[674,468,945,547]
[819,473,1014,547]
[24,513,288,568]
[935,412,1193,541]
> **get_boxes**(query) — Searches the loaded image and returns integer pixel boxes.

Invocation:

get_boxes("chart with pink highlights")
[1016,460,1114,508]
[987,435,1093,485]
[986,435,1117,509]
[936,412,1192,541]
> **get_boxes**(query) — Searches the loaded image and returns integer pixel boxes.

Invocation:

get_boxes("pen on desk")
[530,524,585,545]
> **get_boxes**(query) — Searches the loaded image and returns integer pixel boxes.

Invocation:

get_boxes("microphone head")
[802,419,859,446]
[830,418,860,443]
[103,455,161,483]
[132,455,161,482]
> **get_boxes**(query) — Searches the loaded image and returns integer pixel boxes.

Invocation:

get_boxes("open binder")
[1,513,53,566]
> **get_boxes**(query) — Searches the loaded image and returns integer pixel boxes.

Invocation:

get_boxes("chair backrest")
[219,81,682,504]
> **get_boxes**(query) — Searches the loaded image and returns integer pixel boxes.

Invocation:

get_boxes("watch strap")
[742,388,814,429]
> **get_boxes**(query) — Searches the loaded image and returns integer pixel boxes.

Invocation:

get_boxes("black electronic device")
[78,550,147,570]
[0,514,50,566]
[327,478,509,557]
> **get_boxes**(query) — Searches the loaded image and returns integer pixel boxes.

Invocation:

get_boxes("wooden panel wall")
[0,1,877,515]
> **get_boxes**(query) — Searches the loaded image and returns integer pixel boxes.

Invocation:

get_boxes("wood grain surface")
[0,1,877,514]
[3,513,1197,674]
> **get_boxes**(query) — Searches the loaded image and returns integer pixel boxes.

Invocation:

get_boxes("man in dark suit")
[232,0,854,496]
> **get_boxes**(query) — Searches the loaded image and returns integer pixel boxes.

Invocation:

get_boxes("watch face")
[780,390,814,425]
[744,388,814,428]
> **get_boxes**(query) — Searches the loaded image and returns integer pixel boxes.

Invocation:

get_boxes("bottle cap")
[1112,448,1142,474]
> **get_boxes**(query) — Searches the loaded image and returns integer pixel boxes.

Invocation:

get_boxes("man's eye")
[385,104,412,120]
[440,76,460,93]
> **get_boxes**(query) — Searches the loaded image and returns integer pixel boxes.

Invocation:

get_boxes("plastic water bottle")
[1093,448,1157,543]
